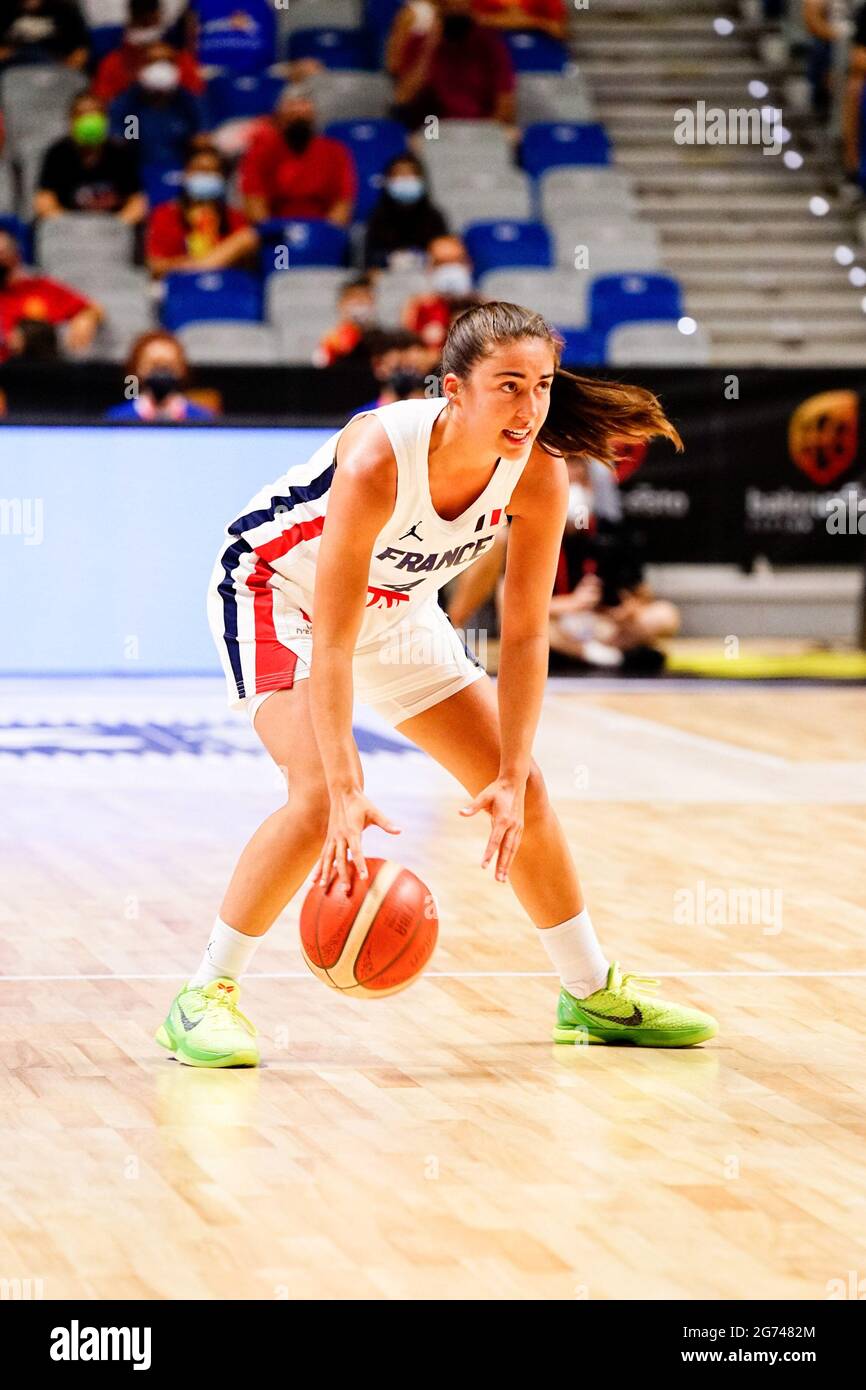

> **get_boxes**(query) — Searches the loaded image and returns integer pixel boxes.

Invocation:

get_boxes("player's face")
[458,339,557,455]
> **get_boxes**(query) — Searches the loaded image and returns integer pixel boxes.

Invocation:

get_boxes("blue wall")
[1,427,335,673]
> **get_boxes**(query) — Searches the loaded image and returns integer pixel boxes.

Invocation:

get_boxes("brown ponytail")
[441,301,683,465]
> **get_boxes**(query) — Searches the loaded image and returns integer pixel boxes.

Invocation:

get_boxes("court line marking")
[2,970,866,982]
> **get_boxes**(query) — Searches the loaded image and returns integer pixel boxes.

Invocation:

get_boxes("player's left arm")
[497,443,569,784]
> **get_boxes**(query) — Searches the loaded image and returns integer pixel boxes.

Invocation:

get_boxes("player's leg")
[156,681,329,1067]
[396,676,717,1046]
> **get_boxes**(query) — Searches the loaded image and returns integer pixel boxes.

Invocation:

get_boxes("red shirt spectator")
[147,201,250,262]
[0,275,92,360]
[399,22,514,120]
[239,119,356,221]
[92,39,203,103]
[472,0,565,27]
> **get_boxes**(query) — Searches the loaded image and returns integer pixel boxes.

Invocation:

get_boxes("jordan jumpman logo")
[399,521,424,542]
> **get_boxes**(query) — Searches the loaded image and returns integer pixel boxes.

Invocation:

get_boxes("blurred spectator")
[92,0,202,103]
[354,328,430,407]
[472,0,566,40]
[401,234,481,349]
[387,0,516,128]
[0,229,103,361]
[35,91,146,222]
[0,0,88,68]
[108,39,202,169]
[363,151,449,269]
[841,4,866,184]
[803,0,837,120]
[239,85,356,224]
[313,274,379,366]
[146,144,258,276]
[105,328,215,419]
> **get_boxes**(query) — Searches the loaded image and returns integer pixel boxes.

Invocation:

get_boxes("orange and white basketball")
[299,858,438,997]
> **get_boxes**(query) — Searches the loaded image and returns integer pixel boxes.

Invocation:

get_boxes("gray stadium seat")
[606,321,711,365]
[553,221,662,272]
[431,173,533,229]
[278,322,333,364]
[419,121,517,182]
[265,268,349,324]
[540,168,638,222]
[372,268,429,327]
[516,73,596,124]
[179,323,282,364]
[95,291,157,362]
[36,215,136,273]
[277,0,362,38]
[0,159,15,215]
[305,72,392,125]
[477,268,589,328]
[0,67,87,158]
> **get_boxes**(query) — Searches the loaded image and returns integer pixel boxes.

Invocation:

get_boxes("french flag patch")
[474,508,505,532]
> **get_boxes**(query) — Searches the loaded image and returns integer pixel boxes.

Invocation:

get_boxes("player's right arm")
[309,414,403,890]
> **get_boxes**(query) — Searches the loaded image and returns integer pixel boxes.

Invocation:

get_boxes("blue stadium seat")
[555,327,607,367]
[287,27,374,69]
[196,0,277,75]
[258,219,350,274]
[521,122,611,176]
[463,220,553,277]
[503,31,568,73]
[589,273,683,330]
[141,165,185,208]
[162,270,264,330]
[364,0,403,64]
[205,73,284,125]
[0,214,32,264]
[324,119,407,220]
[90,25,124,61]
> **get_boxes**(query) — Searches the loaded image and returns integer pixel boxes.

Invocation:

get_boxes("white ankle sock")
[188,916,262,989]
[538,908,609,999]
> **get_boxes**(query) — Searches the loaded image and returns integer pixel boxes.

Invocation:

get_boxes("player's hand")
[460,778,525,883]
[314,789,401,893]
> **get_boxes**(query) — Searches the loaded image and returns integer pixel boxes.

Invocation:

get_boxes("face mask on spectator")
[126,24,163,45]
[442,14,473,41]
[283,118,314,153]
[72,111,109,147]
[185,172,225,202]
[344,301,375,326]
[431,262,472,297]
[143,370,182,402]
[139,60,180,93]
[387,176,425,205]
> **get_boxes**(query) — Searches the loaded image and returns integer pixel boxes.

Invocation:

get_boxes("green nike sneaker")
[552,962,718,1048]
[155,978,260,1067]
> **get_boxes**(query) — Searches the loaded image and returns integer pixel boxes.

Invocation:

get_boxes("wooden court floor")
[1,679,865,1300]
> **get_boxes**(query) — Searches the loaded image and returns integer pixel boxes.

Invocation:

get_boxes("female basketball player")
[155,303,718,1066]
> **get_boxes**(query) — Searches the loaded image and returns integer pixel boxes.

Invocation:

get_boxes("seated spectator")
[109,39,202,170]
[0,0,88,68]
[105,329,215,420]
[354,328,430,408]
[841,3,866,184]
[146,144,258,276]
[363,152,448,270]
[387,0,516,129]
[472,0,566,40]
[92,0,202,103]
[401,234,482,349]
[313,275,379,367]
[0,229,103,361]
[239,85,356,225]
[35,92,146,222]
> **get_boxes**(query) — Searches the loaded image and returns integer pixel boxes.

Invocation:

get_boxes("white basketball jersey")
[213,396,532,650]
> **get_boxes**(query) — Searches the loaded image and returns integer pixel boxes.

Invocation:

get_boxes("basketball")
[299,859,438,997]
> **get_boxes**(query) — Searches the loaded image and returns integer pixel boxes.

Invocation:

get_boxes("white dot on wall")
[809,195,830,216]
[834,245,855,266]
[849,266,866,286]
[677,317,697,335]
[748,80,769,98]
[713,17,735,35]
[783,151,803,169]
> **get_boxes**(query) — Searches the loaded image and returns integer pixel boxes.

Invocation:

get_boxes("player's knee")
[289,786,331,841]
[524,761,550,827]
